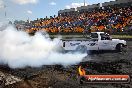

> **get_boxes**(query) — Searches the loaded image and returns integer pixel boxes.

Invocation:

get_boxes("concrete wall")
[102,0,132,7]
[77,6,88,11]
[58,8,75,14]
[116,0,132,4]
[58,0,132,15]
[77,3,100,11]
[102,1,118,7]
[88,3,100,9]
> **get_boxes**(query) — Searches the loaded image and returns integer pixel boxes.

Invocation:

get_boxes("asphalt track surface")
[0,40,132,88]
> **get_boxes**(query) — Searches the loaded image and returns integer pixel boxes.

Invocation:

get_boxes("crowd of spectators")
[25,5,132,34]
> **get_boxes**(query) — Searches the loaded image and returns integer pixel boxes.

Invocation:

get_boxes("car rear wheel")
[116,44,126,52]
[76,45,87,53]
[53,46,65,53]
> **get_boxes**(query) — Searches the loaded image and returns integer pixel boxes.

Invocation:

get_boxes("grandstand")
[24,0,132,35]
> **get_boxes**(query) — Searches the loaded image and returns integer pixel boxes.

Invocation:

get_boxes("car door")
[87,39,99,50]
[98,33,112,50]
[99,40,112,50]
[88,33,99,50]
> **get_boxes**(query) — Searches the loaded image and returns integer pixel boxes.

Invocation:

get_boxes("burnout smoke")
[0,25,87,68]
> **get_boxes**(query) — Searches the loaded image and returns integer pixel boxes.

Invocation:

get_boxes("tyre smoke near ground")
[0,25,86,68]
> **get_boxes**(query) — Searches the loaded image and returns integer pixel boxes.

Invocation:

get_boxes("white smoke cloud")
[0,0,4,9]
[11,0,38,5]
[66,3,88,9]
[49,1,56,6]
[0,25,87,68]
[27,10,32,14]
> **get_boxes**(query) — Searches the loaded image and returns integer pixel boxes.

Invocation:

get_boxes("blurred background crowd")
[14,0,132,35]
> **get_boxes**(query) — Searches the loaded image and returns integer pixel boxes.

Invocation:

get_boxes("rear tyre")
[53,46,65,53]
[76,45,87,53]
[116,44,125,52]
[58,46,65,53]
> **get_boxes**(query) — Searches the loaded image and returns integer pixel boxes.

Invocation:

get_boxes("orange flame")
[78,66,86,76]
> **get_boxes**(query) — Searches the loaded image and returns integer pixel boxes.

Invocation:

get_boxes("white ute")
[59,32,127,53]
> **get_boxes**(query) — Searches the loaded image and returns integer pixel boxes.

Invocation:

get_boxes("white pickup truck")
[59,32,127,53]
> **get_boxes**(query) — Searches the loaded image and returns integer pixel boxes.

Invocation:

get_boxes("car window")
[90,33,98,38]
[100,33,111,40]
